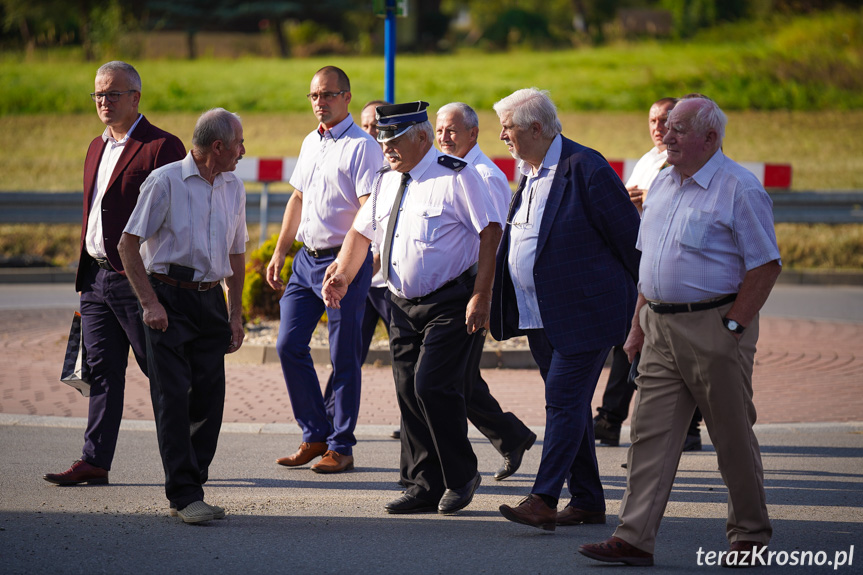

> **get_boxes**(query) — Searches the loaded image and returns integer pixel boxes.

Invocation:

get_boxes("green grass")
[1,9,862,115]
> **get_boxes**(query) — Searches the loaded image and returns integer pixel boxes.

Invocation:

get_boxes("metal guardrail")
[1,190,862,225]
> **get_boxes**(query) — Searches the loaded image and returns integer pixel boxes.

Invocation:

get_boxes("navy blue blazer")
[490,136,641,355]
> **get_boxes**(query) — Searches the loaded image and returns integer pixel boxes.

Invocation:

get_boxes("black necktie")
[381,172,411,283]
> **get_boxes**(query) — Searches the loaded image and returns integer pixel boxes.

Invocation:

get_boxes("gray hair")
[436,102,478,130]
[192,108,242,152]
[493,88,562,139]
[406,120,434,144]
[96,61,142,92]
[670,97,727,143]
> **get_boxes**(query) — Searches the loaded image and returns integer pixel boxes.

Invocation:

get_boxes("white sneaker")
[177,500,215,524]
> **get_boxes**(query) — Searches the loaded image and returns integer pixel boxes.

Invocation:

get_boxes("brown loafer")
[499,493,557,531]
[579,536,654,566]
[276,442,328,467]
[311,450,354,474]
[43,460,109,486]
[720,540,767,568]
[556,505,606,526]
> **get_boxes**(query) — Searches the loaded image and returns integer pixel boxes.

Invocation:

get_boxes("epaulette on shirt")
[438,155,467,172]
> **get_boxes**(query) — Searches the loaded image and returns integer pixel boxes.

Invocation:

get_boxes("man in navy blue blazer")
[491,88,641,531]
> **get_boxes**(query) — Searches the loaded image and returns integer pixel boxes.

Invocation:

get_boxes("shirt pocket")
[679,208,713,251]
[409,204,443,244]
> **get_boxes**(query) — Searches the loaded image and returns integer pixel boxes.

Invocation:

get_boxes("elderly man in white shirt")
[323,101,502,516]
[118,107,248,524]
[435,102,537,481]
[580,96,781,568]
[266,66,384,475]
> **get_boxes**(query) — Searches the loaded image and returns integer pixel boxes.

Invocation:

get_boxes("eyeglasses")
[507,180,537,229]
[90,90,137,103]
[306,90,347,102]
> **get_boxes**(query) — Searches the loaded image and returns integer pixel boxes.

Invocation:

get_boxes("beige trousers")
[613,301,772,553]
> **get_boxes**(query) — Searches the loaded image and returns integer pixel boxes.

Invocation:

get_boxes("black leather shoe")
[390,429,401,440]
[385,493,437,514]
[683,432,702,452]
[438,472,481,515]
[494,431,537,481]
[593,415,621,447]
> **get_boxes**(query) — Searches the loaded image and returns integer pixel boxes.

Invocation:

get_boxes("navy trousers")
[277,249,371,455]
[144,279,230,510]
[324,285,392,417]
[389,279,481,502]
[526,329,608,511]
[79,262,147,470]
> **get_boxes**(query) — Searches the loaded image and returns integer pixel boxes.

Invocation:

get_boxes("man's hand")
[227,317,245,353]
[322,274,350,309]
[323,260,339,286]
[142,302,169,332]
[627,184,646,211]
[266,252,286,290]
[622,324,644,363]
[465,293,491,335]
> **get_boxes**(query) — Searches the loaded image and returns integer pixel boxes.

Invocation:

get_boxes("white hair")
[493,88,562,139]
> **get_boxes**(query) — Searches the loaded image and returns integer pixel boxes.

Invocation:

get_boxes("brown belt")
[151,273,221,291]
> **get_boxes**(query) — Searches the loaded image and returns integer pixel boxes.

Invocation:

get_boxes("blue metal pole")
[384,0,396,103]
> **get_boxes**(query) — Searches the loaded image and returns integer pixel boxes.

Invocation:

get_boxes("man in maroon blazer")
[43,61,185,486]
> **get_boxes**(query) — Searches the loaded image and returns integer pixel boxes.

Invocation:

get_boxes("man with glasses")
[267,66,383,474]
[490,88,641,531]
[44,61,184,487]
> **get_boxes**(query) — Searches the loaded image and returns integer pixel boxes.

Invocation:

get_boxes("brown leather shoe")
[311,450,354,474]
[720,541,767,568]
[276,442,328,467]
[499,494,557,531]
[578,536,654,566]
[43,460,108,486]
[556,505,606,526]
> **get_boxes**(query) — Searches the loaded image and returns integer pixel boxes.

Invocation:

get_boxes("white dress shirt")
[638,149,781,303]
[86,114,143,259]
[506,134,562,329]
[464,144,510,224]
[626,146,668,191]
[124,153,249,282]
[353,146,495,300]
[290,115,384,250]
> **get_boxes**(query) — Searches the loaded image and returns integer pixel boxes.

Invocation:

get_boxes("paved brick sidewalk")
[1,308,861,427]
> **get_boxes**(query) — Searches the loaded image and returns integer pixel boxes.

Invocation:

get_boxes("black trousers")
[144,279,230,510]
[389,279,482,502]
[464,337,533,457]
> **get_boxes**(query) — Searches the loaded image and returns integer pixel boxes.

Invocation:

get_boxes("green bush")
[242,234,302,320]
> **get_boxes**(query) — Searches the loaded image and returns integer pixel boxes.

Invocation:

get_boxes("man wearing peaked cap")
[322,101,502,516]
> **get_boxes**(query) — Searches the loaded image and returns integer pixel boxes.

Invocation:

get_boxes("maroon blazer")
[76,115,185,291]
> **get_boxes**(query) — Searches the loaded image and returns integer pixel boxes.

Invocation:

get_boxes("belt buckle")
[197,281,208,292]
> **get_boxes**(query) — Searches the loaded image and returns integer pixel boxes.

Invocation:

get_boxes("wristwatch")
[723,317,745,334]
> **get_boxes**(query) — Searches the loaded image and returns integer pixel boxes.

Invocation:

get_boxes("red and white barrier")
[237,156,792,188]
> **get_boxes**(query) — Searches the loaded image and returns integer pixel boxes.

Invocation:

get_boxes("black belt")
[93,257,114,271]
[304,245,341,259]
[151,273,221,291]
[406,263,478,305]
[647,293,737,315]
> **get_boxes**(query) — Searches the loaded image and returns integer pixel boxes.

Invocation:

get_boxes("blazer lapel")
[106,116,149,192]
[83,139,106,210]
[535,142,569,258]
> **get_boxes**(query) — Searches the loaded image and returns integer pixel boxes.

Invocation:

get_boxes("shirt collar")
[675,148,725,189]
[181,151,202,181]
[517,134,562,178]
[318,114,354,141]
[464,143,482,165]
[407,145,439,181]
[101,114,143,145]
